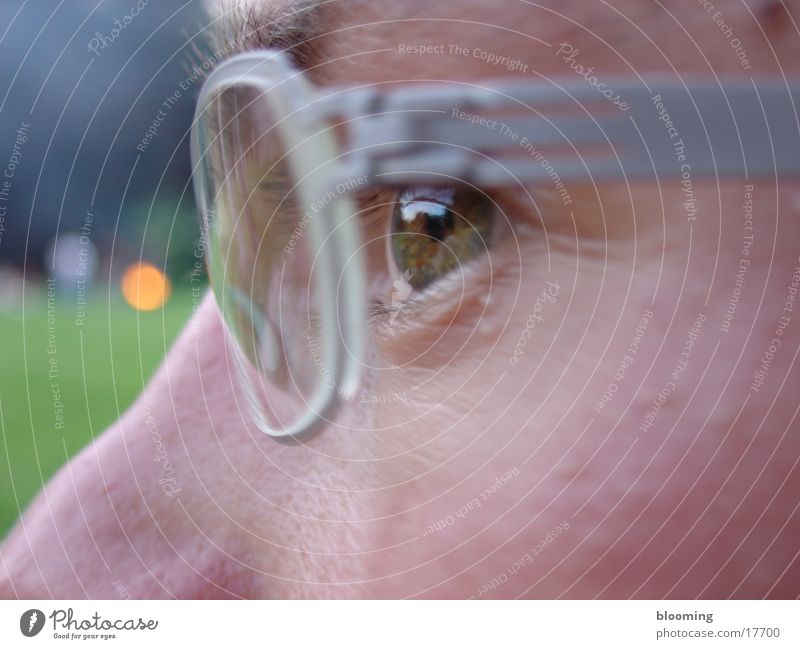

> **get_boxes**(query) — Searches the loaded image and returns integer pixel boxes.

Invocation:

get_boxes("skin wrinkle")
[2,0,800,598]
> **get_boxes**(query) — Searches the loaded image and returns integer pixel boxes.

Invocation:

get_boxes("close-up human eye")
[387,185,496,291]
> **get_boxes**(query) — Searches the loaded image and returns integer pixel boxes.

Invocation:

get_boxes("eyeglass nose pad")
[255,311,283,377]
[228,284,283,377]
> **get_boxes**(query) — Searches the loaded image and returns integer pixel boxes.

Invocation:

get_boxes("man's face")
[192,0,799,597]
[3,0,799,599]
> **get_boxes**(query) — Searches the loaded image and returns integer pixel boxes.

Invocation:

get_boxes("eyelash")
[397,185,455,208]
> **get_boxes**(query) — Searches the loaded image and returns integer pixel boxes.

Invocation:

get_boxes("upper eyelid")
[353,184,518,236]
[252,179,512,237]
[397,185,456,205]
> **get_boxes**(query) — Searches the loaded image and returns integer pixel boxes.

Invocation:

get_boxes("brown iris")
[389,186,494,290]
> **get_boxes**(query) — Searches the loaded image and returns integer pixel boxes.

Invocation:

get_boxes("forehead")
[209,0,658,80]
[209,0,778,88]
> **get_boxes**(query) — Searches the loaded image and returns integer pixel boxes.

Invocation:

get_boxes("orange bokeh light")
[121,263,171,311]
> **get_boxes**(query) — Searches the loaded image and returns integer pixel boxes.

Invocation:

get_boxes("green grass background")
[0,288,193,538]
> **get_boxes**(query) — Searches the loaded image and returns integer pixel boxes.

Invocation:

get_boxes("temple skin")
[2,0,800,598]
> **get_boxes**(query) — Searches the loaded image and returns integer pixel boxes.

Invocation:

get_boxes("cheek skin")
[345,181,800,598]
[375,251,521,369]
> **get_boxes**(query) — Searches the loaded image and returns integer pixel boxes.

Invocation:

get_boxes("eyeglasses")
[190,49,800,443]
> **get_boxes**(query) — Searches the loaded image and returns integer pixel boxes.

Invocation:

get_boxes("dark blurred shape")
[0,0,211,277]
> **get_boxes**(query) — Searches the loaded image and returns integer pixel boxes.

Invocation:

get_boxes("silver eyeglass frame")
[191,49,800,443]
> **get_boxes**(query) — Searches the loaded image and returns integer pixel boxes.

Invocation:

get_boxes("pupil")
[402,201,454,241]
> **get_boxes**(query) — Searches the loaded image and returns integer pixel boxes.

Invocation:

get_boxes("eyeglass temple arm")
[311,79,800,186]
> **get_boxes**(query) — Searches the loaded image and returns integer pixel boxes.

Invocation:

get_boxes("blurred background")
[0,1,211,535]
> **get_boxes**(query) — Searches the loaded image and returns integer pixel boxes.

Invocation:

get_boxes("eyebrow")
[209,0,328,74]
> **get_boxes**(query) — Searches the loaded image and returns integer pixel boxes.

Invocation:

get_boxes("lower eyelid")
[374,243,501,331]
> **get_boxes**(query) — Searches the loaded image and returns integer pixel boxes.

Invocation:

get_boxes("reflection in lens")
[193,78,360,438]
